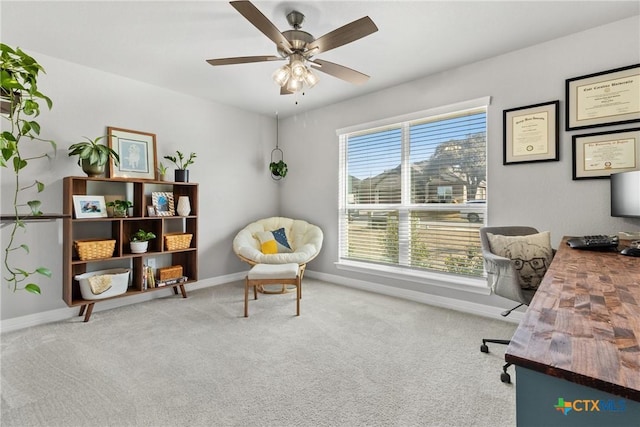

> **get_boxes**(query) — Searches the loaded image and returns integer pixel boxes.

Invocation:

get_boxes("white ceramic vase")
[176,196,191,216]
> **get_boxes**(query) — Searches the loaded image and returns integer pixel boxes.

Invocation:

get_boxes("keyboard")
[566,235,619,250]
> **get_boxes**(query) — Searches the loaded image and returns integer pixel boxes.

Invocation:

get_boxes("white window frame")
[336,97,491,293]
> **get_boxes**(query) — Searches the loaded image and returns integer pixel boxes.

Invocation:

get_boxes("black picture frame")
[565,64,640,131]
[503,100,560,165]
[572,127,640,180]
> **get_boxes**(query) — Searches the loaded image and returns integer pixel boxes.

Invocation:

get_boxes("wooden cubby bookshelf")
[63,176,198,322]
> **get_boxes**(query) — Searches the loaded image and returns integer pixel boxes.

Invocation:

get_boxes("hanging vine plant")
[269,159,288,178]
[1,43,56,294]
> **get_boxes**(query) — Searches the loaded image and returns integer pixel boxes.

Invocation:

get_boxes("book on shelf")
[156,276,188,287]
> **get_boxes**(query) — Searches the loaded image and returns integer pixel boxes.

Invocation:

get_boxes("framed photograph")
[572,127,640,180]
[107,127,158,180]
[73,195,108,219]
[566,64,640,131]
[503,100,559,165]
[152,192,174,216]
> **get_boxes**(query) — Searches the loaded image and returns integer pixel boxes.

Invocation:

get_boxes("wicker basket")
[74,239,116,261]
[164,233,192,251]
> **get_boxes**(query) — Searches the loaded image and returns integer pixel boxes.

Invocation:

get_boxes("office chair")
[478,226,542,384]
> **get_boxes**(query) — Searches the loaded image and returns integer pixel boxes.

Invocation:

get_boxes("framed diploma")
[572,127,640,180]
[566,64,640,131]
[503,100,559,165]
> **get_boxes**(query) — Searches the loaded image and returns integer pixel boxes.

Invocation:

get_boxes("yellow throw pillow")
[256,228,293,254]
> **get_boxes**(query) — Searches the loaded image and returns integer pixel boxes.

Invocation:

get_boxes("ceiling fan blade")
[230,1,293,53]
[206,55,282,66]
[310,59,370,85]
[306,16,378,55]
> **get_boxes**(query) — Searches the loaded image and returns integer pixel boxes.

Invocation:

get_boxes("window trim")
[337,96,491,288]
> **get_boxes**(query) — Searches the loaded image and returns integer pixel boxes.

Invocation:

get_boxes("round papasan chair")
[233,217,323,283]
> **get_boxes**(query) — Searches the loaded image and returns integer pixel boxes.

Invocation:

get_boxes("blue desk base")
[515,367,640,427]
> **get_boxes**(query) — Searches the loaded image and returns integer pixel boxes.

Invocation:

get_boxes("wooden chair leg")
[296,276,301,316]
[244,277,249,318]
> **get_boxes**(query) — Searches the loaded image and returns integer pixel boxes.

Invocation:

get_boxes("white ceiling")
[2,1,639,118]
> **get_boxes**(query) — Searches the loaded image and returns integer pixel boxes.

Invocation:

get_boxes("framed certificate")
[566,64,640,131]
[503,101,559,165]
[572,127,640,180]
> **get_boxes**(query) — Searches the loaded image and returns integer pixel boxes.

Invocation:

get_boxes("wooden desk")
[505,237,640,426]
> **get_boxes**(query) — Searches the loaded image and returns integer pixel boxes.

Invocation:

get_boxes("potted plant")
[1,43,56,294]
[106,200,133,217]
[130,229,156,254]
[157,162,168,181]
[164,151,196,182]
[68,135,119,177]
[269,160,288,179]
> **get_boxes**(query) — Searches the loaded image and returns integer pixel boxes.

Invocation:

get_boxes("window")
[338,98,489,281]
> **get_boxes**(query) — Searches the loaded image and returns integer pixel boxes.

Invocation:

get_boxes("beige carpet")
[1,279,517,426]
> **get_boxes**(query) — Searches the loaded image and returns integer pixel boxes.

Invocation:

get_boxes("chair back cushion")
[486,231,553,290]
[233,217,323,264]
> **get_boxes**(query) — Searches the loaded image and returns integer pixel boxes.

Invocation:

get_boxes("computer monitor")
[611,170,640,218]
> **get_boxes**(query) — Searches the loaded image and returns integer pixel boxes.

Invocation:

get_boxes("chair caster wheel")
[501,372,511,383]
[480,344,489,353]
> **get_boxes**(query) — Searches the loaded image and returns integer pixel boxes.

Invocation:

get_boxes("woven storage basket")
[164,233,192,251]
[74,239,116,261]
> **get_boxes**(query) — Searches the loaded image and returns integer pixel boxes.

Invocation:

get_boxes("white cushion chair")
[233,217,323,291]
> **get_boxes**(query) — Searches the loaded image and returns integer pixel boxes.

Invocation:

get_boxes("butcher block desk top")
[505,237,640,402]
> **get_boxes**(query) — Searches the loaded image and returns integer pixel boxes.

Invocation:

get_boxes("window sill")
[334,260,490,295]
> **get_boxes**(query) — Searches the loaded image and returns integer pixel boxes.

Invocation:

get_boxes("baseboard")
[1,269,519,333]
[305,270,524,324]
[0,272,245,334]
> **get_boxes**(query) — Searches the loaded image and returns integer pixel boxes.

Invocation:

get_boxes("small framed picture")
[107,127,158,180]
[572,127,640,180]
[73,195,108,219]
[147,206,156,217]
[152,192,174,216]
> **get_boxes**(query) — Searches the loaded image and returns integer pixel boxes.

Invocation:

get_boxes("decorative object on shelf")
[130,229,156,254]
[105,199,133,217]
[1,43,56,294]
[158,265,183,281]
[165,233,193,251]
[164,150,196,182]
[72,195,108,219]
[157,162,168,181]
[152,192,175,216]
[503,100,559,165]
[107,127,158,180]
[146,206,156,217]
[68,135,120,177]
[270,113,288,180]
[565,63,640,131]
[74,268,130,300]
[176,196,191,216]
[74,238,116,260]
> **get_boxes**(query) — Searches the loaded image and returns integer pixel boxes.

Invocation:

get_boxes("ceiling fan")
[206,1,378,95]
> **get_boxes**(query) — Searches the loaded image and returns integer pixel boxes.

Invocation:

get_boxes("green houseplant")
[164,151,196,182]
[1,43,56,294]
[130,229,156,254]
[269,160,288,178]
[106,199,132,217]
[157,162,168,181]
[68,135,119,177]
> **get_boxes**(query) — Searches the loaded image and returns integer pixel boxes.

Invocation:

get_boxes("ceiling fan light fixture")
[289,55,307,79]
[303,68,319,88]
[272,65,291,87]
[286,75,302,92]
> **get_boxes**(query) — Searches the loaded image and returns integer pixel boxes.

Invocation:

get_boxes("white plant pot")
[130,241,149,254]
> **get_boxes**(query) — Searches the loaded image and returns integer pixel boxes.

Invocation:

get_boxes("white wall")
[2,16,639,324]
[279,16,640,305]
[0,54,279,320]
